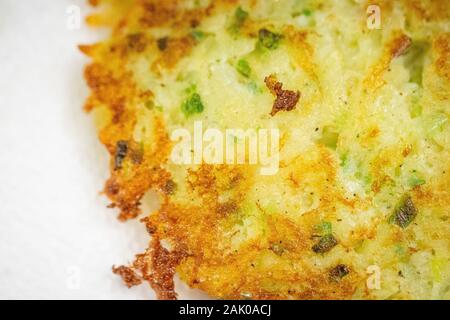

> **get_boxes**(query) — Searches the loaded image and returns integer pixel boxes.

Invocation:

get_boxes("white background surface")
[0,0,208,300]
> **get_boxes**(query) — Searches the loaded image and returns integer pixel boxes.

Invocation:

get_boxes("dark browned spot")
[312,234,338,253]
[152,36,195,72]
[264,74,300,116]
[390,196,417,228]
[329,264,350,282]
[114,140,128,170]
[127,33,147,52]
[157,37,169,51]
[162,179,177,195]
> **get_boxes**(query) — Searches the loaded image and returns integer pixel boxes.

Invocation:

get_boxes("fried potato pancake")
[81,0,450,299]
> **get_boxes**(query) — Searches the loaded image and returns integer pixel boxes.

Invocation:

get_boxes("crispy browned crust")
[434,33,450,82]
[112,265,142,288]
[80,2,260,293]
[364,32,412,92]
[264,74,301,116]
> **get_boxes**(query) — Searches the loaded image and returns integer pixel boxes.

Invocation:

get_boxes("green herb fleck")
[292,8,313,18]
[191,30,214,42]
[191,30,205,42]
[409,93,422,118]
[312,234,338,254]
[228,7,249,34]
[340,152,348,165]
[185,84,197,95]
[258,28,282,50]
[389,196,417,228]
[247,81,261,93]
[318,126,339,149]
[302,9,312,16]
[404,42,429,85]
[408,175,425,187]
[181,92,204,117]
[235,7,248,24]
[236,59,251,78]
[315,221,332,235]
